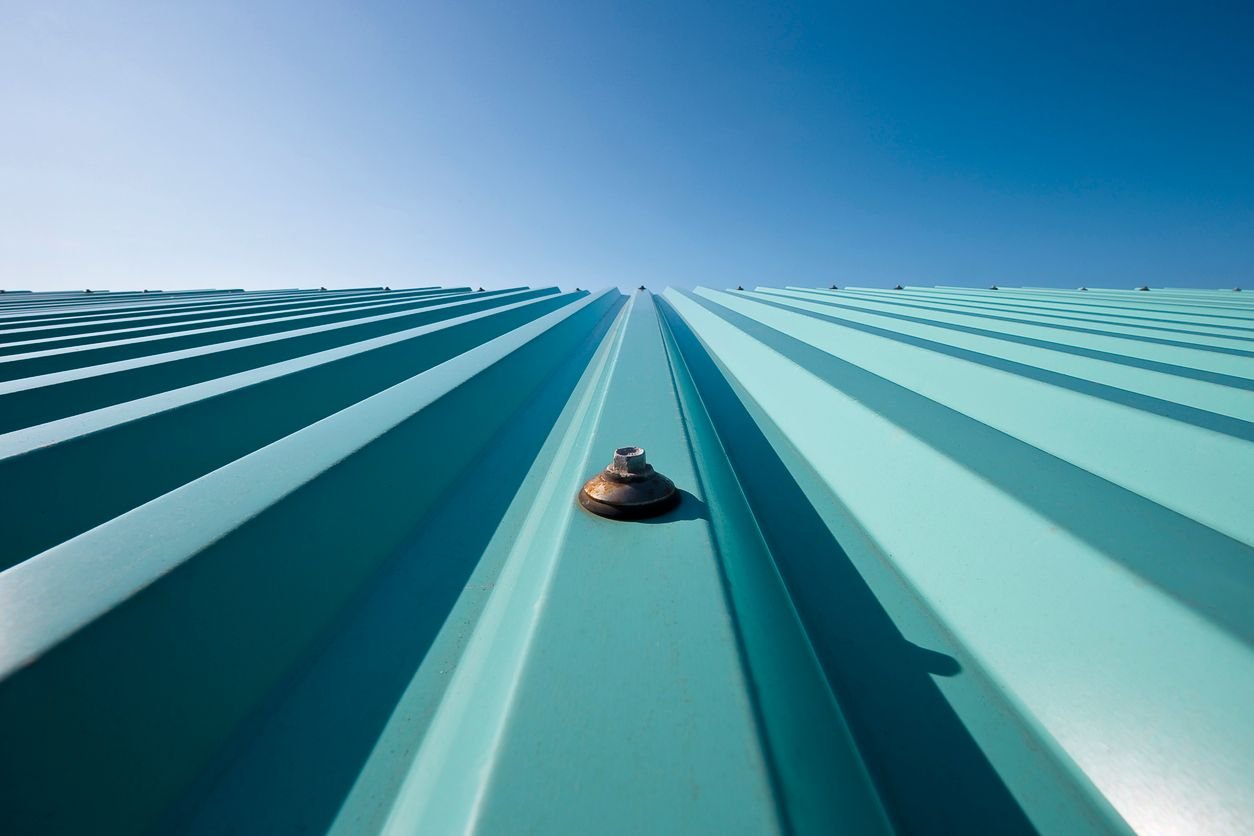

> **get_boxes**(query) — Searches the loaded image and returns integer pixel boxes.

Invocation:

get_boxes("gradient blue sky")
[2,1,1251,291]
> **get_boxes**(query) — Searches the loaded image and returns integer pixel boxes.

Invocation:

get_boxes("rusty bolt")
[578,446,678,520]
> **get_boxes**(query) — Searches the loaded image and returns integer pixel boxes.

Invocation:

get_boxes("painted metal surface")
[0,284,1250,834]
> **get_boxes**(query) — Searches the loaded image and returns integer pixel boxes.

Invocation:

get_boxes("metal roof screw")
[578,446,679,520]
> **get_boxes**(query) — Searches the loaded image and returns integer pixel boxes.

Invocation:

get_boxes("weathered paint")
[0,284,1250,834]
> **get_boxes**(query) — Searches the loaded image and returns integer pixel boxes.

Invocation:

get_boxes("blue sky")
[1,1,1251,291]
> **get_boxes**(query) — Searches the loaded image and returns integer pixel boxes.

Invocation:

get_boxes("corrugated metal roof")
[1,284,1250,834]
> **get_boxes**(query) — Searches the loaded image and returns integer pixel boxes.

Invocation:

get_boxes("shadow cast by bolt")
[635,489,709,524]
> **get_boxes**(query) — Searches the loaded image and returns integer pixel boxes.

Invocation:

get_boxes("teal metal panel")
[0,288,463,351]
[0,285,1250,834]
[661,286,1253,835]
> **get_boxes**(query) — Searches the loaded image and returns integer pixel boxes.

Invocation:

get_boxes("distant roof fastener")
[638,285,646,291]
[578,446,679,520]
[737,285,744,291]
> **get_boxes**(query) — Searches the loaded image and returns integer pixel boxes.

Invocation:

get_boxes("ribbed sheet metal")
[0,284,1250,834]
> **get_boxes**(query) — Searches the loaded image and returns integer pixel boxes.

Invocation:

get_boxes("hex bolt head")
[611,446,648,475]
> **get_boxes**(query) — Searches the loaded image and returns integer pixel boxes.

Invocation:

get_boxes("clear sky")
[2,1,1251,292]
